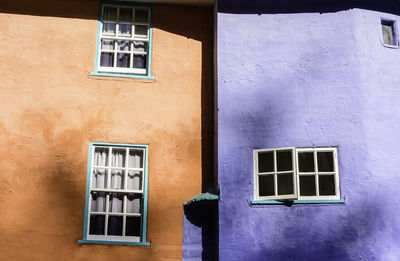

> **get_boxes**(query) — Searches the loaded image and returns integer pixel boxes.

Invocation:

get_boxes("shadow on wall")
[184,201,218,261]
[218,0,400,15]
[0,0,216,193]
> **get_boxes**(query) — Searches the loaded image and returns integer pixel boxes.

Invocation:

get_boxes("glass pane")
[108,216,123,236]
[382,23,394,45]
[91,192,106,212]
[126,217,141,236]
[119,8,133,22]
[277,150,292,171]
[128,149,143,168]
[92,169,107,189]
[258,175,274,196]
[127,194,141,213]
[118,41,131,51]
[258,151,274,173]
[299,175,316,196]
[135,25,148,37]
[94,147,109,166]
[317,152,334,172]
[133,41,147,52]
[89,215,105,235]
[109,193,123,213]
[298,152,314,172]
[118,23,132,37]
[102,22,116,35]
[100,52,114,67]
[127,170,142,190]
[133,54,147,69]
[111,170,124,190]
[135,8,148,23]
[101,40,114,50]
[277,173,294,195]
[111,148,126,167]
[319,175,336,195]
[103,6,117,20]
[117,53,130,68]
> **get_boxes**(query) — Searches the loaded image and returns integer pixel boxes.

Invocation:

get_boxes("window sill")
[77,239,151,246]
[250,199,345,205]
[382,43,400,49]
[89,72,156,80]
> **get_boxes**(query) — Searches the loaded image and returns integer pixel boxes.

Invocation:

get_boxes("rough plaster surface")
[0,0,213,260]
[217,1,400,260]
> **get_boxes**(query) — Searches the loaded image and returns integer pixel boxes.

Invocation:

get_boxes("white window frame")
[254,147,340,201]
[97,4,151,75]
[84,143,148,243]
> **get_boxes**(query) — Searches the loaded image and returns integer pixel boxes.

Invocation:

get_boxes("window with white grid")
[85,144,147,242]
[254,147,340,201]
[97,4,151,75]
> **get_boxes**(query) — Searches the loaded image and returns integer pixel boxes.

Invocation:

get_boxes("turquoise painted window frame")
[78,142,150,246]
[90,0,155,80]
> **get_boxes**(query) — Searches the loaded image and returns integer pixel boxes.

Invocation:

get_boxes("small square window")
[381,19,398,46]
[254,147,340,201]
[82,143,148,243]
[96,4,152,75]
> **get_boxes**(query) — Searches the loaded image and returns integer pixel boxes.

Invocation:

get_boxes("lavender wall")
[217,1,400,260]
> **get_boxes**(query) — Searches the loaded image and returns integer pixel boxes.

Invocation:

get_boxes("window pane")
[135,9,148,23]
[128,149,144,168]
[317,152,334,172]
[91,192,106,212]
[109,193,123,213]
[127,171,142,190]
[117,53,130,68]
[382,23,394,45]
[111,170,125,190]
[100,52,114,67]
[258,151,274,173]
[101,40,114,50]
[133,54,147,69]
[299,175,316,196]
[133,41,147,52]
[259,175,274,196]
[127,194,141,213]
[102,22,116,35]
[108,216,123,236]
[319,175,336,195]
[126,217,141,236]
[277,173,294,195]
[89,215,105,235]
[103,6,117,20]
[118,23,132,37]
[277,150,292,171]
[298,152,314,172]
[119,8,133,22]
[94,147,109,166]
[111,148,126,167]
[118,41,131,51]
[92,169,107,189]
[135,25,148,38]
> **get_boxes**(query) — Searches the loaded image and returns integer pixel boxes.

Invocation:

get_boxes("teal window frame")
[78,142,150,246]
[90,0,155,80]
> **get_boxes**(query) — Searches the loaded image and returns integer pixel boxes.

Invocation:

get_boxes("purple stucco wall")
[217,1,400,260]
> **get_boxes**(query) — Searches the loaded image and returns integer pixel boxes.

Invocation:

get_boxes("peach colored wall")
[0,0,213,260]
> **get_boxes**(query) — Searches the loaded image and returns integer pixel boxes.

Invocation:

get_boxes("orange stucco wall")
[0,0,213,260]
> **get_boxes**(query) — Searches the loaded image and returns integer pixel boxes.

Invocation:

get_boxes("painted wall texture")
[217,0,400,260]
[0,0,213,260]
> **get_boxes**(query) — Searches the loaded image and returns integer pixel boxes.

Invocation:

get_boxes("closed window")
[96,4,152,75]
[82,143,148,243]
[381,19,398,46]
[254,147,340,201]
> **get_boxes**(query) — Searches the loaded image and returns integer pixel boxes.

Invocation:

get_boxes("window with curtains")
[83,143,148,243]
[254,147,340,201]
[97,4,151,75]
